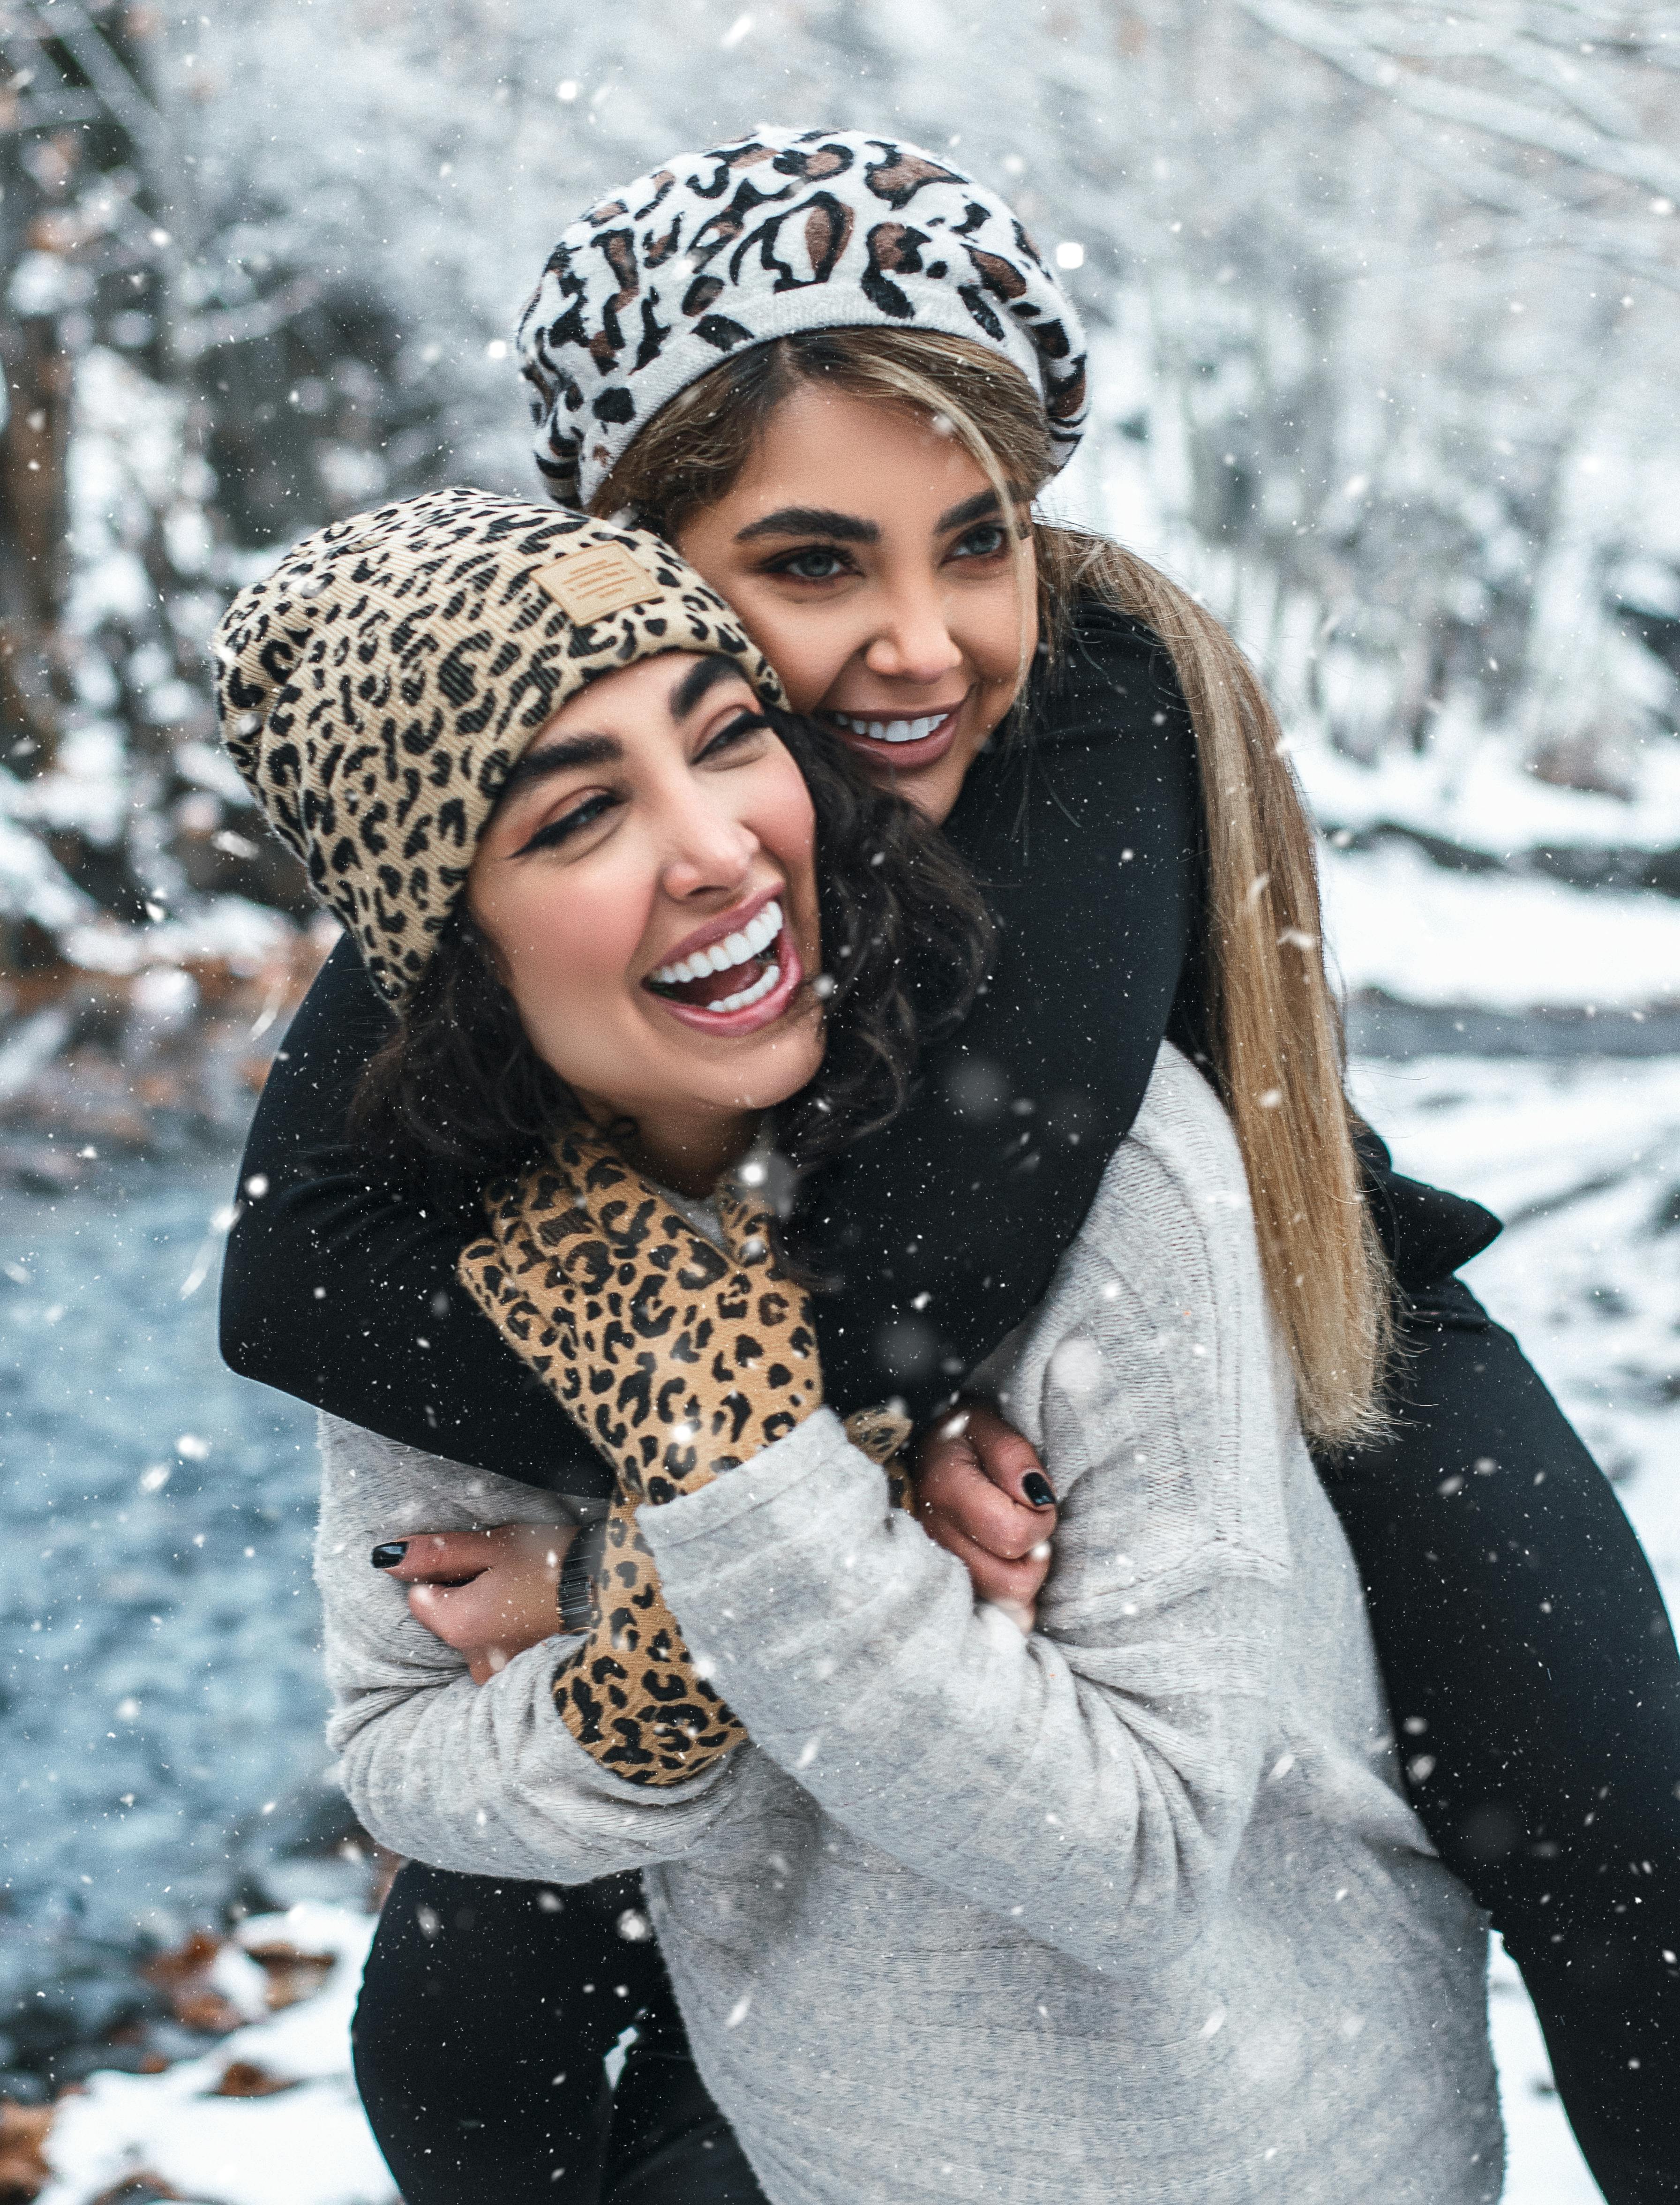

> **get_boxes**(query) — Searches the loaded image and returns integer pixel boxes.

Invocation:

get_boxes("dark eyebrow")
[734,506,879,546]
[669,652,754,719]
[496,731,622,804]
[936,487,1007,535]
[495,656,750,808]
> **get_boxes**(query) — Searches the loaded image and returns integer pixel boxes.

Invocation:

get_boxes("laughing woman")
[217,488,1501,2205]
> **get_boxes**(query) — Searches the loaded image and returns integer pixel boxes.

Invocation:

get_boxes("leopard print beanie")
[213,486,784,1005]
[518,125,1089,509]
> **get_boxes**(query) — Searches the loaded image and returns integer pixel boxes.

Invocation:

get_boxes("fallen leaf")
[240,1940,335,2011]
[210,2060,297,2099]
[0,2100,54,2203]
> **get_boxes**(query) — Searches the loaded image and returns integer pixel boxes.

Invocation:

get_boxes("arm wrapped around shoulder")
[457,1124,826,1786]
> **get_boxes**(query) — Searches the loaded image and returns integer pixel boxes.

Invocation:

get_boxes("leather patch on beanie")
[533,541,661,625]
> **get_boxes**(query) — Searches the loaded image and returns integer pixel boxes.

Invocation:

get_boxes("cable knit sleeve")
[314,1415,770,1883]
[637,1045,1328,1974]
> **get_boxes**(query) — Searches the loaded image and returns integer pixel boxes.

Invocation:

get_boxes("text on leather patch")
[532,542,661,624]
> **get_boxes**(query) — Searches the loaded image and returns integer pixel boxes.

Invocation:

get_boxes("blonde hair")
[596,330,1391,1448]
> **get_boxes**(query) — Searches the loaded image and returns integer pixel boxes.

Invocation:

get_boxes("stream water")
[0,1148,333,2090]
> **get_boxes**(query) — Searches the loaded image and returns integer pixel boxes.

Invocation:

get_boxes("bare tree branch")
[1374,107,1680,290]
[176,274,325,360]
[33,0,172,173]
[1234,0,1680,200]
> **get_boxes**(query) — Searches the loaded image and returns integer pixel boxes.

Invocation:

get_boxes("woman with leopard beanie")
[221,483,1502,2205]
[216,482,1002,2200]
[222,128,1680,2201]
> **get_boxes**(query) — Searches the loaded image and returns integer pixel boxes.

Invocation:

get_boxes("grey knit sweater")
[316,1044,1502,2205]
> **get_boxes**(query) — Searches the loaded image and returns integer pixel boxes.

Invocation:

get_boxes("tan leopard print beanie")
[213,486,784,1005]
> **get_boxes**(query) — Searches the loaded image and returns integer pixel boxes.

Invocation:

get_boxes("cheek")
[963,570,1037,689]
[727,594,848,718]
[475,871,645,1064]
[750,760,818,887]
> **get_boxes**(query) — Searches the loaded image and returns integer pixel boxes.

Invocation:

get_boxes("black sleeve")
[219,933,612,1495]
[802,602,1502,1415]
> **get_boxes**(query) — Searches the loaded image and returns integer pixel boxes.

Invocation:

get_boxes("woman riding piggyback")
[216,118,1680,2205]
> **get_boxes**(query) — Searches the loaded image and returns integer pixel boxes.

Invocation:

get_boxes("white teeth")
[745,904,779,954]
[705,962,780,1013]
[652,900,783,989]
[835,712,948,744]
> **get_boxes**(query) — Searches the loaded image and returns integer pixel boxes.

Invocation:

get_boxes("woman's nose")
[862,585,965,686]
[661,801,758,901]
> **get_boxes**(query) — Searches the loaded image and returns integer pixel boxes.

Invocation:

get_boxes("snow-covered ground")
[33,1907,394,2205]
[1324,842,1680,1012]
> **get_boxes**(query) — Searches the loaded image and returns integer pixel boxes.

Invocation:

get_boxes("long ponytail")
[1036,527,1390,1446]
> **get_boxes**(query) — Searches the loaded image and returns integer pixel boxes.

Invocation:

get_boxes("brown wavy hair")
[596,330,1391,1448]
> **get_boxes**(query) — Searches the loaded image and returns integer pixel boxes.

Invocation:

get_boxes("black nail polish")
[370,1542,409,1570]
[1022,1471,1057,1510]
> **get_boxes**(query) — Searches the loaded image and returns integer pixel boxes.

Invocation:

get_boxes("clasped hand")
[397,1124,1062,1686]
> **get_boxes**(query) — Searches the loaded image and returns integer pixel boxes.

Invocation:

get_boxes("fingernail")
[1022,1471,1057,1509]
[370,1542,409,1570]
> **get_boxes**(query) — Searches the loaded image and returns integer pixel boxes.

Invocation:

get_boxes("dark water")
[1347,990,1680,1058]
[0,1148,341,2085]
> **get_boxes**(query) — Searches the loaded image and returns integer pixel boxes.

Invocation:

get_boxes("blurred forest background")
[2,7,1679,2201]
[1,0,1680,1151]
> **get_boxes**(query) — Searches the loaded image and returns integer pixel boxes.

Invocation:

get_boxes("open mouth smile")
[644,893,805,1034]
[829,702,964,771]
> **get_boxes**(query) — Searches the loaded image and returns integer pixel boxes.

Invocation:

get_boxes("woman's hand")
[456,1125,813,1784]
[914,1402,1058,1634]
[375,1524,576,1685]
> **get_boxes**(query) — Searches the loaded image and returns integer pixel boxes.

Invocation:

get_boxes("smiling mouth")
[832,708,958,747]
[645,897,787,1014]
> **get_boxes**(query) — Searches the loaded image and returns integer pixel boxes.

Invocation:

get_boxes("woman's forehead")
[492,653,763,806]
[715,390,1012,532]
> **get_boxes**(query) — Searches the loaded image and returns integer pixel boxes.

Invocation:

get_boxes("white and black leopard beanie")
[518,124,1089,510]
[214,486,784,1006]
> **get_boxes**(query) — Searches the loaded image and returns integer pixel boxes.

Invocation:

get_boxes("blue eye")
[766,546,853,582]
[952,522,1009,560]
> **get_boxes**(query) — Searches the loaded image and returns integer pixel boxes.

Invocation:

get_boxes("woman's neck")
[596,1102,761,1199]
